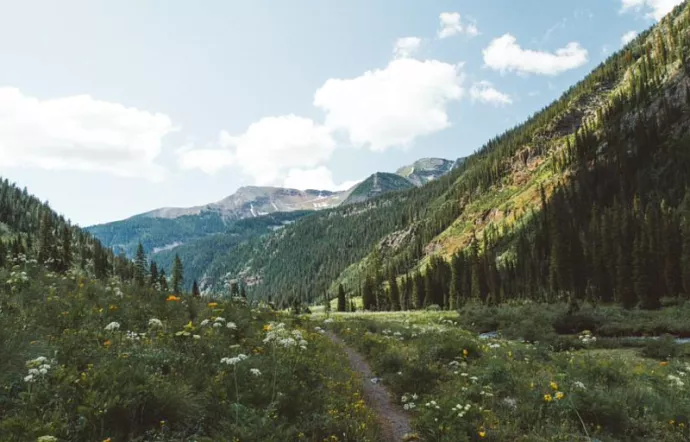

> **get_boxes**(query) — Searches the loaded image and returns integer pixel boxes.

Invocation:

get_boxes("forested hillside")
[201,2,690,311]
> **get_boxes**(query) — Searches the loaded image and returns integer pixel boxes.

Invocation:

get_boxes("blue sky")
[0,0,679,225]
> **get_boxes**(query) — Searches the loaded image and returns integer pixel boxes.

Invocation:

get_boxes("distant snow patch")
[152,242,183,254]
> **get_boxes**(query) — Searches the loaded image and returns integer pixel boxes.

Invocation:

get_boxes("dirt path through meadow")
[326,332,412,442]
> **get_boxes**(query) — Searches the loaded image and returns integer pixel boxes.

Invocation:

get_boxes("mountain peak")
[396,157,455,186]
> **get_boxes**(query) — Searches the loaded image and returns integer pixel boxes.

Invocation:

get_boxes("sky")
[0,0,682,226]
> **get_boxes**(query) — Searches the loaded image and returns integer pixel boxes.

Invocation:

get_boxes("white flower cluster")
[250,368,262,377]
[573,381,587,390]
[323,318,334,324]
[578,330,597,345]
[313,326,326,334]
[213,317,226,328]
[24,356,54,383]
[263,322,308,350]
[7,269,29,286]
[148,318,163,328]
[221,354,249,366]
[227,322,237,330]
[37,436,58,442]
[425,400,440,410]
[200,319,210,327]
[104,321,120,332]
[401,393,418,410]
[126,331,147,341]
[667,374,685,387]
[452,403,471,417]
[488,343,501,349]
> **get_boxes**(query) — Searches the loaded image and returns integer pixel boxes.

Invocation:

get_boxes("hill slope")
[195,3,690,309]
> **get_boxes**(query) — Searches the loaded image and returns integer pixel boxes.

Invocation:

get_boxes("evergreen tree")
[149,261,159,288]
[388,273,401,311]
[192,280,201,298]
[159,269,169,292]
[337,283,347,312]
[240,284,247,299]
[134,242,148,287]
[59,225,72,273]
[229,281,239,297]
[362,276,375,311]
[171,254,184,294]
[449,254,461,310]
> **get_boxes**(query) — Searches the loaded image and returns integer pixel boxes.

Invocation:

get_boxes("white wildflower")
[104,321,120,331]
[213,322,222,328]
[573,381,586,390]
[250,368,262,377]
[193,335,201,340]
[221,354,249,366]
[324,318,334,324]
[214,317,226,323]
[148,318,163,328]
[24,374,35,383]
[37,436,58,442]
[227,322,237,330]
[200,319,210,327]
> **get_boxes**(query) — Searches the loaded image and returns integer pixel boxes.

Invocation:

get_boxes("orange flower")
[103,339,111,348]
[208,302,218,308]
[660,361,669,367]
[166,295,181,302]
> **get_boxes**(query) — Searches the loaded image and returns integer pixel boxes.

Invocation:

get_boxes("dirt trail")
[327,332,412,442]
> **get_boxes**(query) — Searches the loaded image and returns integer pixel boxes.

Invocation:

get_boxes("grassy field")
[0,262,382,442]
[323,307,690,441]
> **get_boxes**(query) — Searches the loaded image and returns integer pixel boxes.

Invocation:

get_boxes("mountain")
[395,157,455,186]
[89,158,454,260]
[192,3,690,310]
[142,186,347,220]
[343,172,416,205]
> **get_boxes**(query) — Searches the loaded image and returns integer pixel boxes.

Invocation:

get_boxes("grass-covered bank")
[325,308,690,441]
[0,260,381,442]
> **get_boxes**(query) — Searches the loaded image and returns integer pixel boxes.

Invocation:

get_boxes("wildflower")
[250,368,262,377]
[221,354,249,365]
[166,295,180,302]
[200,319,210,327]
[550,381,559,391]
[660,361,669,367]
[573,381,586,390]
[213,322,222,328]
[208,302,218,308]
[324,318,334,324]
[103,339,111,348]
[103,439,111,442]
[463,349,468,357]
[104,322,120,331]
[667,374,685,387]
[227,322,237,330]
[148,318,163,328]
[37,437,58,442]
[544,394,553,402]
[214,317,226,323]
[555,392,565,400]
[478,431,486,438]
[24,374,35,383]
[193,335,201,339]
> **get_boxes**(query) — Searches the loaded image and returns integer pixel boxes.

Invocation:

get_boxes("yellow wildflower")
[660,361,669,367]
[166,295,181,302]
[544,394,553,402]
[555,391,565,400]
[550,381,559,390]
[208,302,218,308]
[463,349,469,357]
[478,430,486,438]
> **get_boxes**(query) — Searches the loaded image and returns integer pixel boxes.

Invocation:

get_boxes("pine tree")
[59,225,72,273]
[470,234,482,301]
[171,254,184,294]
[337,283,346,312]
[449,254,461,310]
[149,261,159,288]
[37,211,55,268]
[229,281,239,297]
[388,273,401,311]
[413,272,425,309]
[362,276,375,311]
[159,269,169,292]
[192,280,201,298]
[134,242,148,287]
[240,284,247,299]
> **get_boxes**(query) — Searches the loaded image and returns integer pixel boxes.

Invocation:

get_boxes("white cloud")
[314,58,464,151]
[178,115,335,185]
[437,12,479,39]
[393,37,422,58]
[0,87,173,180]
[621,30,638,45]
[621,0,684,20]
[283,166,360,191]
[469,81,512,106]
[483,34,588,76]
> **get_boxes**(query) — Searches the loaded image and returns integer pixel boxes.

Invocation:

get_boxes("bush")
[640,335,682,360]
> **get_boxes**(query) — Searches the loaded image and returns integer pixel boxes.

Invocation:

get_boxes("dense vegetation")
[328,309,690,441]
[0,178,382,441]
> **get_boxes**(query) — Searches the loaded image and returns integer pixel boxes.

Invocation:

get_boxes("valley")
[3,2,690,441]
